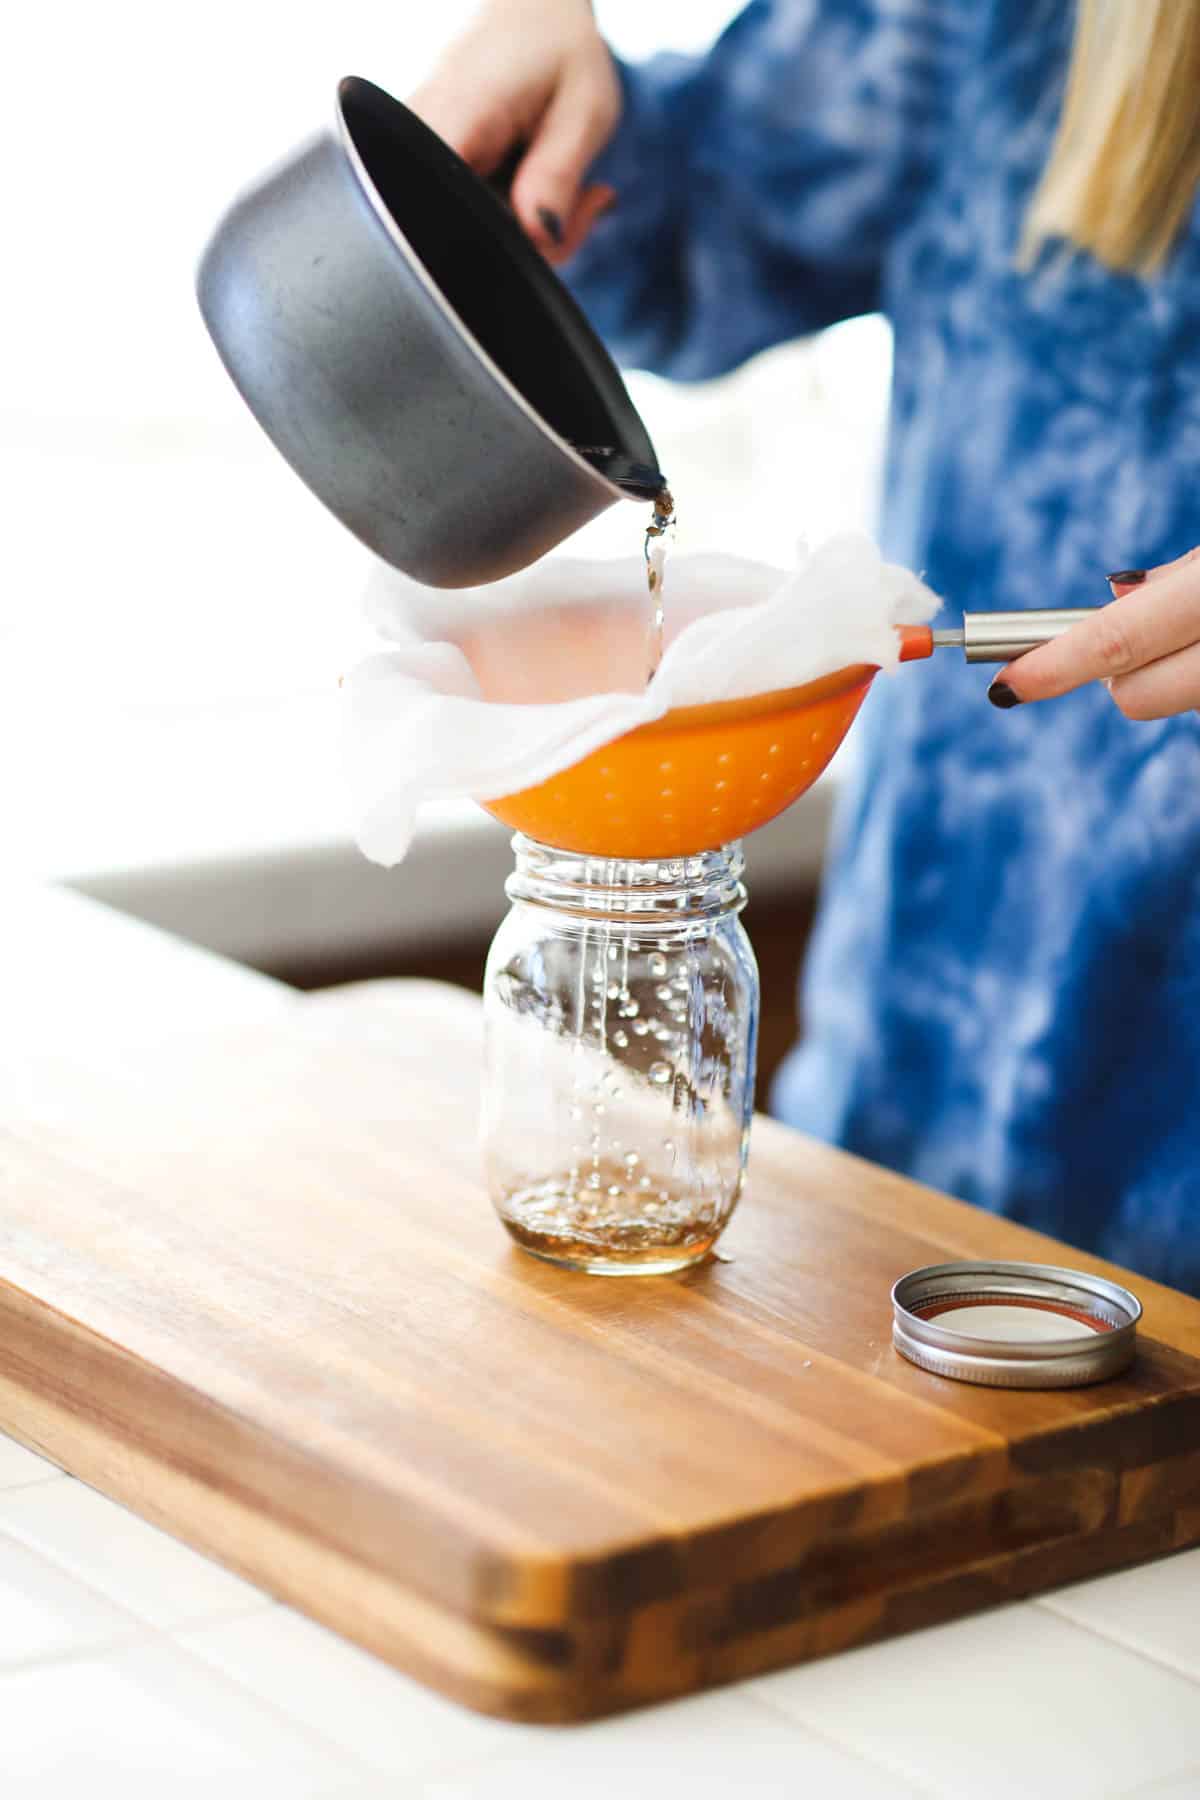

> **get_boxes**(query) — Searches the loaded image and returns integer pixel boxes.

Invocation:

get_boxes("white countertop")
[3,1427,1200,1797]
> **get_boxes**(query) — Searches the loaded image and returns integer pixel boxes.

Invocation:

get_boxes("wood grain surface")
[3,893,1200,1721]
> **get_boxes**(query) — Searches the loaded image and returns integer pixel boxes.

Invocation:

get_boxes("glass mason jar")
[482,837,759,1274]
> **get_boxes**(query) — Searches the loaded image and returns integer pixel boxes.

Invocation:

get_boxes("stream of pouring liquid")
[644,484,676,686]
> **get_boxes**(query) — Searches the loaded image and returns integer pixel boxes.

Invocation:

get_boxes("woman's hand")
[990,550,1200,717]
[409,0,621,263]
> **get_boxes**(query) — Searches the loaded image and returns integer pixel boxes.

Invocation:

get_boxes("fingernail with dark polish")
[1106,568,1146,586]
[537,206,564,245]
[988,681,1022,709]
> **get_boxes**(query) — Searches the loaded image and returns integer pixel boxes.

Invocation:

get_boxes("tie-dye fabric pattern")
[569,0,1200,1290]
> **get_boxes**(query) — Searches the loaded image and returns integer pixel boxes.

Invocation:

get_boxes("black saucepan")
[197,76,663,588]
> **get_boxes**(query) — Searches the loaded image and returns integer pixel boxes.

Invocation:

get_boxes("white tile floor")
[0,1435,62,1490]
[179,1607,540,1781]
[406,1690,919,1800]
[2,1434,1199,1800]
[0,1479,267,1631]
[751,1604,1200,1800]
[1121,1774,1200,1799]
[1041,1549,1200,1685]
[2,1639,351,1796]
[0,1535,140,1669]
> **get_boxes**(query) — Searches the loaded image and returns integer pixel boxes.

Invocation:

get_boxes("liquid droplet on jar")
[612,1029,629,1049]
[633,1019,650,1036]
[649,952,668,977]
[607,982,621,1000]
[624,1151,640,1170]
[655,985,673,1003]
[649,1061,673,1085]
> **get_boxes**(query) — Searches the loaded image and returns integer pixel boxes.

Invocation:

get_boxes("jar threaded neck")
[506,835,746,923]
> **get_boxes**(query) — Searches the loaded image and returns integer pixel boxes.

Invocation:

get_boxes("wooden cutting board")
[3,902,1200,1721]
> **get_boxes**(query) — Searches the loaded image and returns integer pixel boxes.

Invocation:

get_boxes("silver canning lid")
[891,1261,1142,1389]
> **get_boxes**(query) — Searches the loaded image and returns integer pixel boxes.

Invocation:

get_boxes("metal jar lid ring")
[891,1260,1142,1389]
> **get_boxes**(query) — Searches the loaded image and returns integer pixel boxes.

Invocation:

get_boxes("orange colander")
[483,626,936,858]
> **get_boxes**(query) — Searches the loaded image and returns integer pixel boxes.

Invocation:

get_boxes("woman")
[415,1,1200,1291]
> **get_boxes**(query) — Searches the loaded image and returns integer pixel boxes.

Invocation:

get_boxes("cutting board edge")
[2,1349,1198,1723]
[6,1273,1200,1640]
[0,1276,538,1629]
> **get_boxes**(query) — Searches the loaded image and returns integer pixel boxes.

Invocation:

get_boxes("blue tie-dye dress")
[569,0,1200,1291]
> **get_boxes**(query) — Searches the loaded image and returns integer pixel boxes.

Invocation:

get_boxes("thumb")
[407,81,517,177]
[510,65,618,252]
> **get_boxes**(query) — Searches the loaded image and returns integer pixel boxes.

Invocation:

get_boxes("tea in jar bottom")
[499,1172,727,1274]
[482,839,760,1275]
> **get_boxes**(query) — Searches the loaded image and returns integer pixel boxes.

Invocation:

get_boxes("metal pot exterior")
[197,81,655,589]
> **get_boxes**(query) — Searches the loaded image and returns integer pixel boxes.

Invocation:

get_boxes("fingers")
[991,553,1200,704]
[1120,544,1200,586]
[406,84,616,264]
[544,182,618,265]
[1109,641,1200,720]
[509,57,620,250]
[408,82,517,176]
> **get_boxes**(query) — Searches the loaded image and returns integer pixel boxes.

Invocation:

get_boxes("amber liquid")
[499,1161,726,1273]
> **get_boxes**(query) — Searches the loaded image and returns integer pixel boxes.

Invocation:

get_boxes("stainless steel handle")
[931,608,1096,665]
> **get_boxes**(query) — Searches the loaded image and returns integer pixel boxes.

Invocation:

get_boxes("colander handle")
[898,625,936,662]
[928,608,1097,664]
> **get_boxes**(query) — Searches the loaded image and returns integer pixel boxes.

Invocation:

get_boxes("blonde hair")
[1022,0,1200,276]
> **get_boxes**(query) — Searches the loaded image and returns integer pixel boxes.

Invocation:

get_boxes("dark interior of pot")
[338,77,661,492]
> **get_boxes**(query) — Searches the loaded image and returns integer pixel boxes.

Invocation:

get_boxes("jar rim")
[506,835,747,922]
